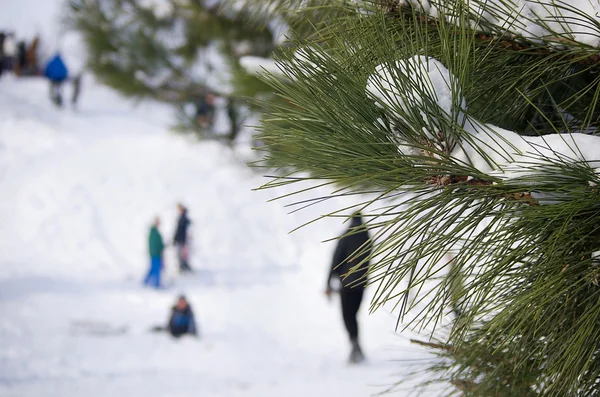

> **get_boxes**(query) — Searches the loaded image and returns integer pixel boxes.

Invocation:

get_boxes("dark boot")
[349,339,365,364]
[179,261,193,273]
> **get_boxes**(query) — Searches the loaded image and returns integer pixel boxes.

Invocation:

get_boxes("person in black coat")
[173,203,193,272]
[168,295,198,338]
[195,93,215,129]
[325,214,372,364]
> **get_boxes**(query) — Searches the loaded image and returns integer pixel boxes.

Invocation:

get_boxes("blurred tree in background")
[67,0,280,144]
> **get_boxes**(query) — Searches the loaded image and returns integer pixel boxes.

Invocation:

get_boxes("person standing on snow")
[44,53,69,107]
[325,213,372,364]
[195,92,216,129]
[71,73,83,107]
[0,32,5,78]
[24,36,40,76]
[16,40,26,75]
[144,216,165,288]
[173,203,193,273]
[2,33,16,73]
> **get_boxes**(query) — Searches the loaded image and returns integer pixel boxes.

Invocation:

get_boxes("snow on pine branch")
[367,56,600,182]
[399,0,600,48]
[242,47,331,80]
[239,56,282,76]
[366,57,465,153]
[137,0,175,19]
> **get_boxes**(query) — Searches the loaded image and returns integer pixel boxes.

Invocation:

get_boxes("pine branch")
[389,2,600,66]
[67,0,282,142]
[252,1,600,395]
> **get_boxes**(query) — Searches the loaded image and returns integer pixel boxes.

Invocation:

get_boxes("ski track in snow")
[0,76,443,396]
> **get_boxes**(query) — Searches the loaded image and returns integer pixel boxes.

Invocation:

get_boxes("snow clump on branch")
[138,0,174,19]
[366,56,466,154]
[239,56,285,78]
[366,55,600,181]
[366,56,465,119]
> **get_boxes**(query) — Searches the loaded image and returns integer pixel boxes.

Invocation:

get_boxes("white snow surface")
[400,0,600,48]
[0,2,448,396]
[138,0,175,19]
[0,74,442,396]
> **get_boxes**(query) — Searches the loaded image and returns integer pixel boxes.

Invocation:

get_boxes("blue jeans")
[144,256,162,288]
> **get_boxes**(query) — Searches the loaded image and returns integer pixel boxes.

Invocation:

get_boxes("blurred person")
[151,295,198,338]
[22,36,40,76]
[168,295,198,338]
[173,203,193,273]
[226,98,240,144]
[0,32,5,78]
[44,53,69,107]
[2,32,16,72]
[16,40,26,75]
[71,73,83,107]
[195,92,216,129]
[325,213,372,364]
[144,216,165,288]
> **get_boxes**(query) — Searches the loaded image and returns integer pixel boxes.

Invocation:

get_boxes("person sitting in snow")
[144,216,165,288]
[168,295,198,338]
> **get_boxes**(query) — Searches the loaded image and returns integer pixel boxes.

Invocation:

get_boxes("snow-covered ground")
[0,75,441,396]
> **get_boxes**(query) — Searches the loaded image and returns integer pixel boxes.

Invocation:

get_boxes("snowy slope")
[0,75,296,282]
[0,75,442,396]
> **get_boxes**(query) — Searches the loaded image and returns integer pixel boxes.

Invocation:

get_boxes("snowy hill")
[0,75,298,282]
[0,75,440,396]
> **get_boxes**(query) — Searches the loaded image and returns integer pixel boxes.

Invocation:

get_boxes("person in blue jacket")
[44,53,69,106]
[144,217,165,288]
[168,295,198,338]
